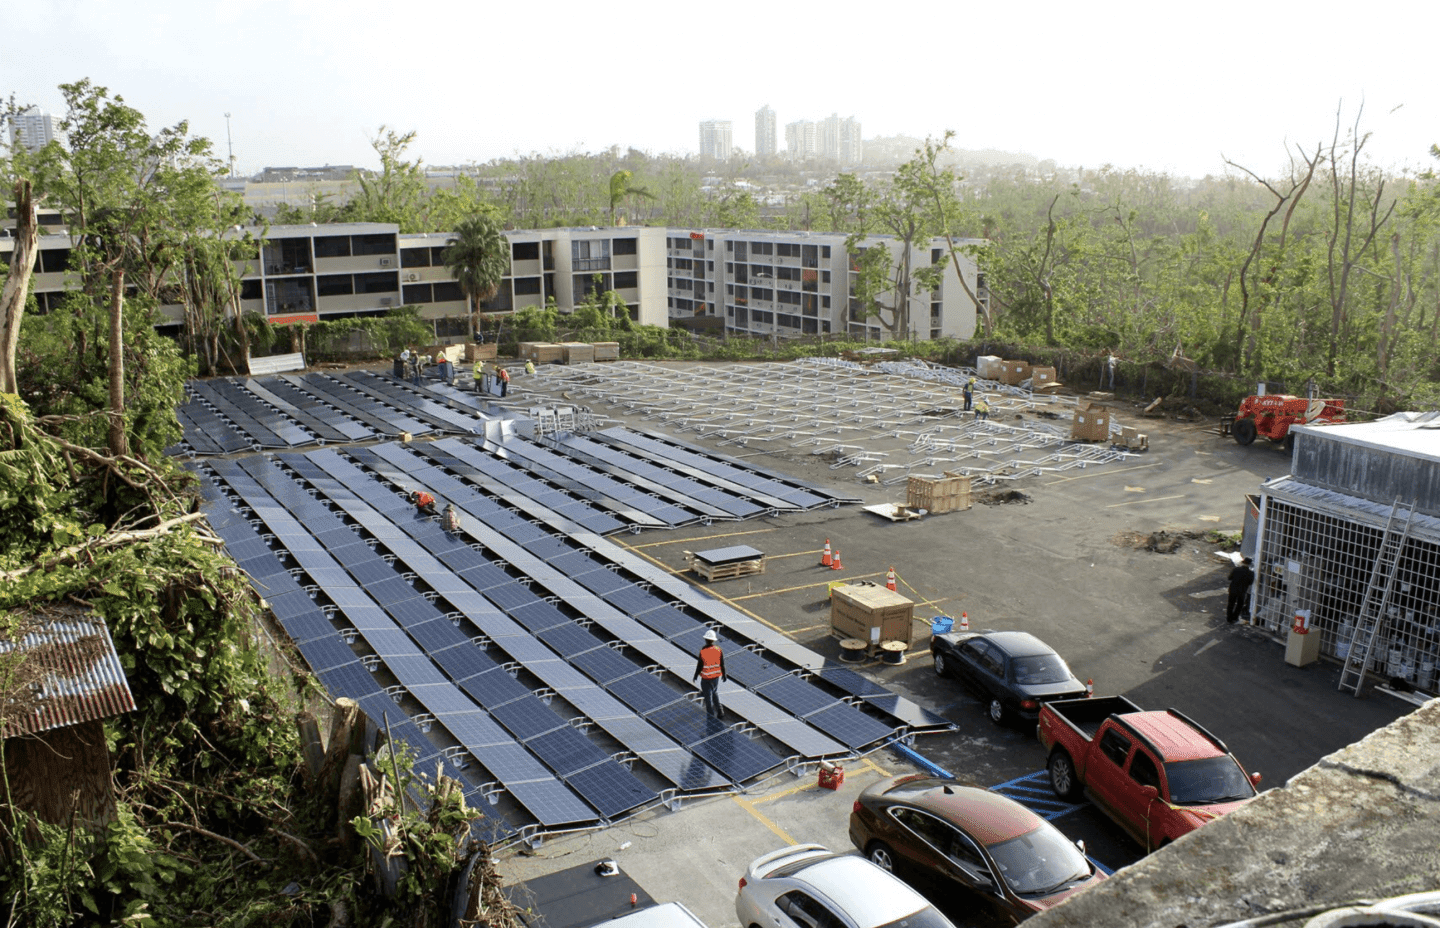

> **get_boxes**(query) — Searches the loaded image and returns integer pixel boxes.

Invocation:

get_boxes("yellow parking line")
[733,795,797,845]
[1104,493,1186,508]
[728,572,888,601]
[1042,461,1163,486]
[625,528,777,550]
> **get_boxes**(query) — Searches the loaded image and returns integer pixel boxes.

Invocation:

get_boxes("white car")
[736,844,958,928]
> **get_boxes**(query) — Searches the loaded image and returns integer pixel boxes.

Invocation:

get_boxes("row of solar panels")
[191,442,946,843]
[174,372,856,528]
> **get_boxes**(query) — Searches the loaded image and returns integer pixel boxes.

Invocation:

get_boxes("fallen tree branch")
[160,820,268,866]
[0,512,206,582]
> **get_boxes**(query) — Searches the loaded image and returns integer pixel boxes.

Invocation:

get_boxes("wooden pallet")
[685,552,765,581]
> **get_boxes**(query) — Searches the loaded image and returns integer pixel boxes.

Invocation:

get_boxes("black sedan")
[929,631,1087,724]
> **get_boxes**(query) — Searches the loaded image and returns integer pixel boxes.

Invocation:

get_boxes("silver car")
[736,844,959,928]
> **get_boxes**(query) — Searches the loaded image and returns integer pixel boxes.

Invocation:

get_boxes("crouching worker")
[409,489,437,515]
[442,503,461,533]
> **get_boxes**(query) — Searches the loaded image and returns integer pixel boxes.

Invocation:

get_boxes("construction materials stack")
[1071,402,1111,442]
[830,582,915,654]
[907,474,972,514]
[519,342,565,364]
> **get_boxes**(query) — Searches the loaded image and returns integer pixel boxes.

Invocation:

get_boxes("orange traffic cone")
[831,548,843,570]
[1086,678,1094,697]
[959,612,969,631]
[885,567,897,591]
[820,539,832,567]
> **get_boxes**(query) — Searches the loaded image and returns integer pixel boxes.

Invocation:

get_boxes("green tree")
[608,169,654,225]
[344,126,430,231]
[442,213,510,339]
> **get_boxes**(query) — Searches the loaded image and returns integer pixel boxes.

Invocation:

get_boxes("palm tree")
[441,214,509,340]
[608,170,654,226]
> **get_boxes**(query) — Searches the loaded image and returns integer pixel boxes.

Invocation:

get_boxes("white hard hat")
[703,629,718,642]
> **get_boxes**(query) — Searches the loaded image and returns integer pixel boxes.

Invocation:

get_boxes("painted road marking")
[1195,638,1221,656]
[1124,486,1146,493]
[1104,493,1186,508]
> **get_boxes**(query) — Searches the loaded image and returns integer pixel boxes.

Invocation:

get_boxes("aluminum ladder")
[1338,499,1416,696]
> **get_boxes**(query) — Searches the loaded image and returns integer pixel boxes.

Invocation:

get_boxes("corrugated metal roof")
[1293,411,1440,463]
[0,613,136,739]
[1261,475,1440,543]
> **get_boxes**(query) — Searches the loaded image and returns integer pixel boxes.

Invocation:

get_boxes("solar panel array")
[189,437,948,845]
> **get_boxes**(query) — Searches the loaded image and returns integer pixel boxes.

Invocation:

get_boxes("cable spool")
[880,640,907,665]
[839,639,868,664]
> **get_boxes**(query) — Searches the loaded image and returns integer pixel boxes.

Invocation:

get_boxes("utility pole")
[224,112,235,177]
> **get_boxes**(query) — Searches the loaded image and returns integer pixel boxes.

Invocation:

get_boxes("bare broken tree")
[1225,144,1321,375]
[0,180,39,395]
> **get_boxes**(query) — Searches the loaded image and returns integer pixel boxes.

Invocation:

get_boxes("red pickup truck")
[1037,696,1261,852]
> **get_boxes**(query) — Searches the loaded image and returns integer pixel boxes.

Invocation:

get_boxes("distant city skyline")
[6,0,1436,181]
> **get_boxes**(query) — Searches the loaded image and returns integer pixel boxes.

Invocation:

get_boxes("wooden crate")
[830,583,914,647]
[593,341,620,361]
[907,475,972,514]
[463,342,498,362]
[686,551,765,581]
[519,342,565,363]
[975,355,1004,380]
[999,360,1032,386]
[561,342,596,364]
[1031,366,1059,389]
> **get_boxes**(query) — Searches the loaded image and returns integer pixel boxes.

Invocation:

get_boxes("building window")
[615,271,638,289]
[613,237,638,256]
[355,272,398,293]
[403,284,433,303]
[432,281,462,302]
[353,234,396,256]
[512,241,540,261]
[317,275,354,297]
[314,236,351,258]
[514,277,542,295]
[400,248,430,268]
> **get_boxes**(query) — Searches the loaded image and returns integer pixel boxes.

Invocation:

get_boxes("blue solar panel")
[722,649,788,688]
[814,664,891,698]
[802,703,896,749]
[644,701,722,747]
[319,662,379,701]
[755,675,838,719]
[490,696,566,742]
[431,642,501,680]
[571,648,641,686]
[459,667,531,708]
[607,672,686,716]
[564,762,657,819]
[507,600,571,634]
[439,711,513,749]
[525,727,610,777]
[536,623,604,658]
[636,748,728,791]
[690,729,783,783]
[506,778,598,828]
[297,634,361,673]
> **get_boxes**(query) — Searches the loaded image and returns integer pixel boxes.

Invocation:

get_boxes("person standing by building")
[962,378,974,412]
[1227,556,1255,624]
[693,629,726,719]
[1106,352,1118,391]
[497,366,510,397]
[525,359,536,377]
[472,360,485,393]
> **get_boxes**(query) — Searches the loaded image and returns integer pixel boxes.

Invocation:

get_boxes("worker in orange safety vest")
[692,628,726,719]
[408,489,437,515]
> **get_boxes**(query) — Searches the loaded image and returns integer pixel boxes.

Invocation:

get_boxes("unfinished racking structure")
[1251,412,1440,695]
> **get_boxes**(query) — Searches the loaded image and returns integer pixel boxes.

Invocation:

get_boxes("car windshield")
[986,825,1091,896]
[1165,756,1256,804]
[872,905,956,928]
[1010,654,1072,686]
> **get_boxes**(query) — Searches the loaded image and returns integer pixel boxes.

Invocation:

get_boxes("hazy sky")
[8,0,1437,180]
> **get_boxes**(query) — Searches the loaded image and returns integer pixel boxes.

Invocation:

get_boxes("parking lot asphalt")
[496,368,1412,927]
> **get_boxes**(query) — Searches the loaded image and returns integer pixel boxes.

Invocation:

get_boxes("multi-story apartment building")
[755,106,777,158]
[2,222,668,335]
[784,115,861,166]
[698,120,733,161]
[8,107,57,153]
[785,120,818,161]
[4,219,980,343]
[664,230,985,341]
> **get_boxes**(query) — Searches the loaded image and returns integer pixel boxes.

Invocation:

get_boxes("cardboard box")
[593,341,620,361]
[975,355,1004,380]
[1031,366,1059,389]
[831,583,915,647]
[1071,402,1111,442]
[907,475,972,514]
[999,360,1032,386]
[463,342,498,362]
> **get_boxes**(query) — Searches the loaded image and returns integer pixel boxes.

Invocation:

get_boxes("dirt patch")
[1112,529,1209,553]
[976,489,1032,506]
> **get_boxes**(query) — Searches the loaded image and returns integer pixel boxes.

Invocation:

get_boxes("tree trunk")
[108,269,128,458]
[0,180,40,395]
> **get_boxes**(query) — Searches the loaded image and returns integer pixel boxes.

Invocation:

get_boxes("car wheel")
[1048,749,1083,802]
[933,653,948,677]
[988,698,1007,725]
[866,841,895,873]
[1233,417,1257,446]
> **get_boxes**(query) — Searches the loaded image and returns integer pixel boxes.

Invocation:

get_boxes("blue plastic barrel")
[931,616,954,635]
